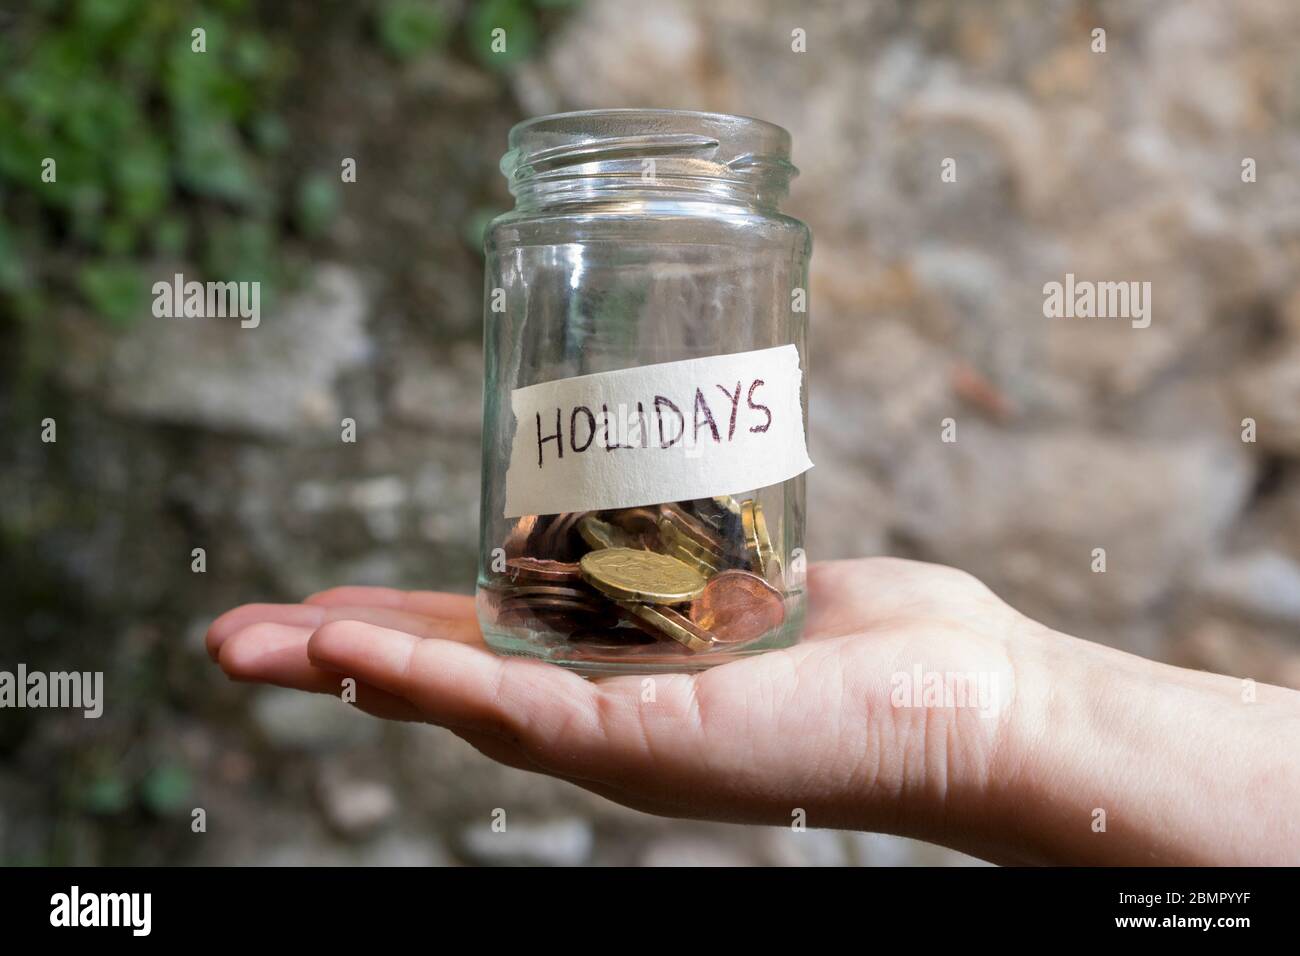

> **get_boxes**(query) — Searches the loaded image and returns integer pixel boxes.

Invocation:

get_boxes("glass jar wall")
[477,110,812,674]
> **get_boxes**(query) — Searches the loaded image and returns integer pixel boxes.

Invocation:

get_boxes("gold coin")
[666,543,722,578]
[657,517,725,566]
[617,601,714,652]
[579,548,706,604]
[692,495,742,533]
[713,495,741,514]
[671,538,724,572]
[606,507,660,538]
[752,501,775,574]
[740,499,777,578]
[578,514,639,551]
[659,502,727,554]
[740,499,762,571]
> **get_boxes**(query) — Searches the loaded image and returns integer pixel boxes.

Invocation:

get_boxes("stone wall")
[3,0,1297,866]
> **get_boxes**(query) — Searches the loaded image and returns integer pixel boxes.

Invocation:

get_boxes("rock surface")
[5,0,1299,867]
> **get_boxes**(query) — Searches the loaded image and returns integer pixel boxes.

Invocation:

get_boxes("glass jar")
[477,109,812,674]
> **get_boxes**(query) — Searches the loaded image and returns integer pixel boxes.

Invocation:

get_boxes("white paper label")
[503,345,812,518]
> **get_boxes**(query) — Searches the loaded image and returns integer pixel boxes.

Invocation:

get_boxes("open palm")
[208,558,1029,851]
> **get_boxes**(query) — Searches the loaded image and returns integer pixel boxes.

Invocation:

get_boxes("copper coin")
[497,598,595,617]
[498,583,593,599]
[505,557,582,583]
[536,511,588,561]
[504,515,539,558]
[498,600,617,631]
[568,628,656,650]
[500,594,604,609]
[689,569,786,644]
[524,513,556,551]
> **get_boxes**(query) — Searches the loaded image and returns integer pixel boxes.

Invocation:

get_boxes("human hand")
[207,558,1300,865]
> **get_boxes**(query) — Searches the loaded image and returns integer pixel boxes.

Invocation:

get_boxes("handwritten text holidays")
[534,378,773,468]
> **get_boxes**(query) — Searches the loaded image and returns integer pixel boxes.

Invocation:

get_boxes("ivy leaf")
[114,138,169,221]
[81,773,131,815]
[469,0,538,71]
[140,764,193,816]
[377,0,451,61]
[76,260,146,328]
[174,117,260,205]
[295,172,340,239]
[0,220,27,291]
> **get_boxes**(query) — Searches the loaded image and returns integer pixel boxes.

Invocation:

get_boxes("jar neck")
[502,112,797,215]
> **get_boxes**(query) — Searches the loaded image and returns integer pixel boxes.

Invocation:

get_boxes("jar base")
[481,606,805,677]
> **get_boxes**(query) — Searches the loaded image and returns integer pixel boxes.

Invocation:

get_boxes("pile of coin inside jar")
[485,496,790,655]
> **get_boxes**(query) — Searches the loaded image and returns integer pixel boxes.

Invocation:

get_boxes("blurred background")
[2,0,1299,866]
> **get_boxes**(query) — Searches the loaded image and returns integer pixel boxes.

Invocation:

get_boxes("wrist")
[970,620,1300,865]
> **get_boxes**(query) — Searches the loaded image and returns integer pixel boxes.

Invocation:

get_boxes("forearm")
[973,624,1300,865]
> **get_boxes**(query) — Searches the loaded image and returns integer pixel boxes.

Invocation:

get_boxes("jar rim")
[509,109,790,151]
[502,109,797,208]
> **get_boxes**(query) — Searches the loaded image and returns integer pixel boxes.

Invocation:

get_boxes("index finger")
[305,586,476,621]
[304,620,704,783]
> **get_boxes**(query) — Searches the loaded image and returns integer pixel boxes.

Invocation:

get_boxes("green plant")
[140,763,194,816]
[376,0,452,61]
[372,0,579,72]
[0,0,292,333]
[468,0,540,69]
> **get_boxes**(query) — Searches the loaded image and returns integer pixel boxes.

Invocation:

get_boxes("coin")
[497,596,618,632]
[606,507,661,539]
[666,544,723,577]
[751,503,778,580]
[740,499,759,564]
[498,584,592,600]
[505,557,582,583]
[658,547,719,582]
[659,541,725,579]
[657,517,725,565]
[740,499,776,577]
[579,548,707,604]
[504,515,539,558]
[499,596,612,615]
[537,511,588,561]
[712,494,742,516]
[689,569,786,644]
[617,601,715,652]
[578,514,640,551]
[686,496,741,533]
[659,502,727,554]
[568,628,656,650]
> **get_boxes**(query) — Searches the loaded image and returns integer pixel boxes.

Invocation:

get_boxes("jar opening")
[501,109,798,211]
